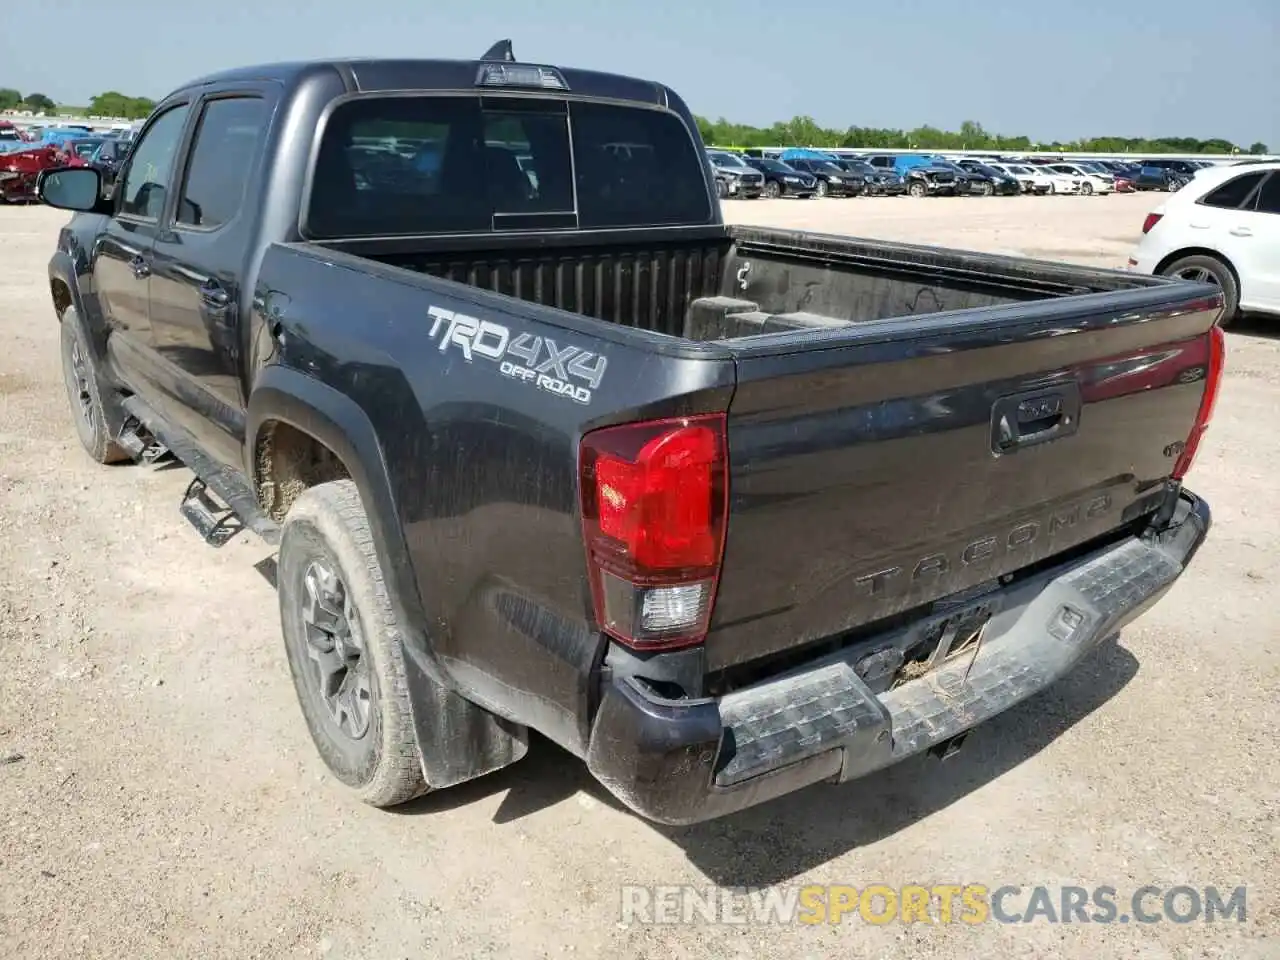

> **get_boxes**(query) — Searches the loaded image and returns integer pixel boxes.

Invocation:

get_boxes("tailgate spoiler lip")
[720,279,1223,360]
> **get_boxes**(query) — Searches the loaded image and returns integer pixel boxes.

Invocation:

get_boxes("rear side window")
[1199,171,1265,210]
[177,97,269,229]
[1255,174,1280,214]
[306,95,711,238]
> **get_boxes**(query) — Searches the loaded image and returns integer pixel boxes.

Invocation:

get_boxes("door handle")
[199,281,231,309]
[1229,227,1253,237]
[991,384,1082,455]
[130,255,150,279]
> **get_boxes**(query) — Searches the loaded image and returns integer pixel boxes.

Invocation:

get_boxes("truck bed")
[328,224,1164,341]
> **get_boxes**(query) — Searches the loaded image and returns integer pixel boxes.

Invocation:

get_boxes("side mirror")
[37,166,103,212]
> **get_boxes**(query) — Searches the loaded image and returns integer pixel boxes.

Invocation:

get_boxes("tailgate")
[707,283,1221,671]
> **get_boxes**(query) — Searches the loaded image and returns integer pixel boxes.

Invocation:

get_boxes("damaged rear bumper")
[585,490,1210,825]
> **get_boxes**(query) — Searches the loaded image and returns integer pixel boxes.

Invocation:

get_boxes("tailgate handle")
[991,384,1081,454]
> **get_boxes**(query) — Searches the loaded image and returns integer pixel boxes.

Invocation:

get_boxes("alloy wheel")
[300,559,373,740]
[67,338,95,429]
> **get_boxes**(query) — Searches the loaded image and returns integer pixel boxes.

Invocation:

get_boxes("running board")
[119,396,281,547]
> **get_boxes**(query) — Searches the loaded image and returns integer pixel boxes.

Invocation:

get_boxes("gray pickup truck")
[39,42,1221,824]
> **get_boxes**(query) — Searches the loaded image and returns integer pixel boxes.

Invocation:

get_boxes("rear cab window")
[177,97,270,229]
[306,95,712,238]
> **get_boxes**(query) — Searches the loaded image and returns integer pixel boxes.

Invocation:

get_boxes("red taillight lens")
[580,414,728,650]
[1142,212,1163,234]
[1172,324,1226,480]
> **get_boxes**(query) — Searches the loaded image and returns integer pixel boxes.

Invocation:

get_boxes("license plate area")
[890,600,995,688]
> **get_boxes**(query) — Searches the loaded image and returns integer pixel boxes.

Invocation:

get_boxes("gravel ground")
[0,195,1276,959]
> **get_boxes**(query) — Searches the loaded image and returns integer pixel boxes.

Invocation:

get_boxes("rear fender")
[247,365,528,788]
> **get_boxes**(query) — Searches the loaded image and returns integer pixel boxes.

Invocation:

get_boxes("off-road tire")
[59,311,129,464]
[279,480,428,807]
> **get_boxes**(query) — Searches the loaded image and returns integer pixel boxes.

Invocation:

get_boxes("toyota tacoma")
[39,42,1221,825]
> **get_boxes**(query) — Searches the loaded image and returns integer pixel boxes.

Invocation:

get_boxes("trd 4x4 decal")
[427,305,608,405]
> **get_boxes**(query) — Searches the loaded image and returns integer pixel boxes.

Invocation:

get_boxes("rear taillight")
[1172,324,1226,480]
[1142,212,1163,234]
[579,414,728,651]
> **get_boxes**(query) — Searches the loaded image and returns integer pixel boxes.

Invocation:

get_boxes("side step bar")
[119,396,281,547]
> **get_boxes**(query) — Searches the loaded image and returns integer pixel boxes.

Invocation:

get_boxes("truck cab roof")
[178,56,674,111]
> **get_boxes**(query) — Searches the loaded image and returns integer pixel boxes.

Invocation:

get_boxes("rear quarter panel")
[250,243,735,751]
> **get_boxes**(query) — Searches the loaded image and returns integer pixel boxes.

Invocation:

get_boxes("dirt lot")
[1,194,1276,959]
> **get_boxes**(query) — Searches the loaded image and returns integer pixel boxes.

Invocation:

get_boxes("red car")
[0,144,64,204]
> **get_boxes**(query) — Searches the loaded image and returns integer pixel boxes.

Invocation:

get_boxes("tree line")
[696,115,1270,156]
[3,86,1271,154]
[0,88,156,120]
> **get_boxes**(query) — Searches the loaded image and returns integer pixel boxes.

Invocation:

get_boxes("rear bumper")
[586,491,1210,825]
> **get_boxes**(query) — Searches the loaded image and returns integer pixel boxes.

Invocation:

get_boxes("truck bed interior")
[339,225,1154,341]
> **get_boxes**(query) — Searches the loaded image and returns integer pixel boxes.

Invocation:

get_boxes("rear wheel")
[1161,254,1239,327]
[60,312,129,464]
[279,480,429,807]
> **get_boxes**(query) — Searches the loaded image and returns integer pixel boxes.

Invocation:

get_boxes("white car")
[1047,163,1115,195]
[1029,165,1084,194]
[989,162,1053,195]
[1129,161,1280,324]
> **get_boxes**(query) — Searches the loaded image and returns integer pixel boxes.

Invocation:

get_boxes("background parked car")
[706,150,765,199]
[1047,162,1115,195]
[864,154,963,196]
[742,156,818,198]
[88,139,128,194]
[61,138,105,166]
[987,161,1053,194]
[783,155,864,197]
[1136,159,1201,191]
[1036,166,1085,194]
[832,157,906,195]
[954,159,1021,195]
[1129,160,1280,325]
[1090,160,1140,191]
[1134,163,1186,191]
[0,144,63,204]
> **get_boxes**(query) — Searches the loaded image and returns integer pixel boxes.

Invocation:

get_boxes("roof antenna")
[481,40,515,62]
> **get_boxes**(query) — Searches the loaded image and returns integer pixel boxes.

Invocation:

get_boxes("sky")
[6,0,1278,147]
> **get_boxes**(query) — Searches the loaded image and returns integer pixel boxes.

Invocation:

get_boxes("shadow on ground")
[396,637,1139,885]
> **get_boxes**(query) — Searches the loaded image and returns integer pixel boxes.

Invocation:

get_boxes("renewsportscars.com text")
[619,884,1248,926]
